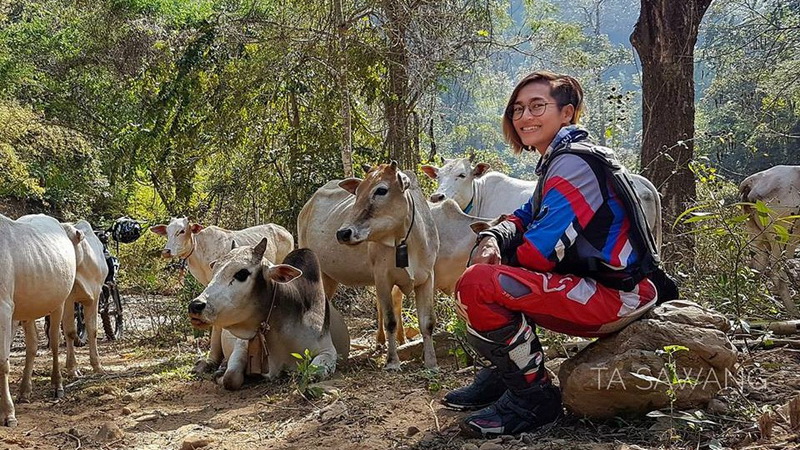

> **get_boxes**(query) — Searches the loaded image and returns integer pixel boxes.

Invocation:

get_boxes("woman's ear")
[561,104,576,125]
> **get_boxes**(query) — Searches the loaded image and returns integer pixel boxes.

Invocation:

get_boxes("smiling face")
[511,81,575,154]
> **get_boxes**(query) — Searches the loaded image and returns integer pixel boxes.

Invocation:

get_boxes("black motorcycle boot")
[460,316,563,436]
[441,366,506,411]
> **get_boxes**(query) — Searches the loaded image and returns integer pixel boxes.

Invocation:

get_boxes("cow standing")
[0,214,81,427]
[188,241,348,380]
[739,165,800,317]
[335,162,439,370]
[150,218,301,388]
[422,157,663,250]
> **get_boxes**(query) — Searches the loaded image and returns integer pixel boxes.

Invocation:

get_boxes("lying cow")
[1,214,81,427]
[298,181,498,349]
[188,241,348,381]
[739,165,800,317]
[20,220,109,391]
[150,217,295,376]
[422,157,663,250]
[334,162,439,370]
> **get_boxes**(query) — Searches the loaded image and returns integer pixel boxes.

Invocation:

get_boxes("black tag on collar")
[395,242,409,268]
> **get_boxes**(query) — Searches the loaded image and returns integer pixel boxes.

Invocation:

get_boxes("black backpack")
[111,217,142,244]
[533,142,679,303]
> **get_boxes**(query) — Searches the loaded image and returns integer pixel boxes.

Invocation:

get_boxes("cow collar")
[395,190,416,268]
[463,181,476,214]
[179,233,197,260]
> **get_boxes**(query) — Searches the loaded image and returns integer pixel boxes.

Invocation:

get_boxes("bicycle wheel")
[73,303,87,347]
[101,283,123,340]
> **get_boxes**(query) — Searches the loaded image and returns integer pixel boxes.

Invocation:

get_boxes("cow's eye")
[233,269,250,282]
[374,187,388,196]
[457,174,466,179]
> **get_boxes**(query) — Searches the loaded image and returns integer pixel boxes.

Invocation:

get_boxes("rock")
[478,442,503,450]
[98,394,115,402]
[122,407,133,415]
[461,444,479,450]
[181,434,213,450]
[96,422,123,441]
[707,398,729,414]
[396,331,455,361]
[122,393,134,402]
[406,426,420,437]
[647,300,731,332]
[558,300,738,419]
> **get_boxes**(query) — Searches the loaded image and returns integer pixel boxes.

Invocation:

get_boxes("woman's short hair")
[502,70,584,154]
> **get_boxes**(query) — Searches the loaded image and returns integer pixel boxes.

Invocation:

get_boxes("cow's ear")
[397,171,410,192]
[252,237,268,260]
[190,223,204,234]
[361,163,373,176]
[473,163,490,178]
[470,222,491,234]
[490,214,508,226]
[339,178,361,195]
[265,264,302,284]
[150,225,167,236]
[209,259,217,269]
[420,165,439,180]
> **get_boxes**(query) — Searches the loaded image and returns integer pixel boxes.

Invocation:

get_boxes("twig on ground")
[64,431,82,450]
[428,399,441,432]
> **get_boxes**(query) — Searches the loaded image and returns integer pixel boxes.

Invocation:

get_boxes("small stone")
[461,444,480,450]
[479,443,503,450]
[122,407,132,415]
[122,394,134,402]
[406,426,420,437]
[96,422,123,441]
[707,398,729,414]
[181,434,212,450]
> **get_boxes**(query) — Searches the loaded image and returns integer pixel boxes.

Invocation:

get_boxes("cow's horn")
[361,163,372,175]
[253,237,268,260]
[468,151,475,163]
[389,160,399,171]
[231,239,238,250]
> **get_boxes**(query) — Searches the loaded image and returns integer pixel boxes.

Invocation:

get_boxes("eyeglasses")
[507,101,557,120]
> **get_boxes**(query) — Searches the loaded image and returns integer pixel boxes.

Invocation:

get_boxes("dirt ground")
[2,295,800,450]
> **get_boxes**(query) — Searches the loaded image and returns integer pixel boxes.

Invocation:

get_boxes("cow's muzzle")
[336,227,354,244]
[429,193,445,203]
[161,249,173,259]
[188,299,211,329]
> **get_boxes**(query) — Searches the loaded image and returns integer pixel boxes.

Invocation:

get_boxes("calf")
[188,241,348,381]
[150,217,295,378]
[335,162,439,370]
[1,214,80,427]
[739,165,800,317]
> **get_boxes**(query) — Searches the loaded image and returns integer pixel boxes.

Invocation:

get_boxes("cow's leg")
[775,234,800,317]
[48,303,65,399]
[62,303,79,378]
[414,277,438,370]
[375,287,404,349]
[84,297,103,373]
[745,215,770,274]
[18,321,37,402]
[392,286,406,345]
[221,338,247,391]
[376,282,401,370]
[194,327,223,374]
[311,338,338,378]
[0,301,16,427]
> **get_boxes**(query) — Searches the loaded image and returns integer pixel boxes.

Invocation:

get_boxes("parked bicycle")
[47,217,142,345]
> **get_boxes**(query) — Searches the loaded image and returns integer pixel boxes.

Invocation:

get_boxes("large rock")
[558,300,738,419]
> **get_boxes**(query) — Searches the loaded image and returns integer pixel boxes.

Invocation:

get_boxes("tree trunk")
[333,0,353,177]
[382,0,417,172]
[630,0,712,263]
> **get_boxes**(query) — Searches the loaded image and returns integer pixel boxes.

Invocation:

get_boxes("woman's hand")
[469,236,501,266]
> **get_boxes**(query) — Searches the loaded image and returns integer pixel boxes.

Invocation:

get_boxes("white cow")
[1,214,81,427]
[739,165,800,317]
[20,220,109,389]
[149,217,298,387]
[422,157,663,250]
[188,243,349,383]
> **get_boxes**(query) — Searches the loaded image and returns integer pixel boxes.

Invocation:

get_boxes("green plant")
[292,349,325,400]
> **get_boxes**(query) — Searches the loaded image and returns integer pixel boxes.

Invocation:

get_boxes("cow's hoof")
[384,361,402,371]
[222,372,244,391]
[68,368,82,378]
[17,394,30,404]
[4,416,18,427]
[92,366,107,375]
[54,388,64,399]
[193,359,219,374]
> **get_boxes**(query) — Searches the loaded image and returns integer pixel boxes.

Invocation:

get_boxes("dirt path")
[2,305,799,449]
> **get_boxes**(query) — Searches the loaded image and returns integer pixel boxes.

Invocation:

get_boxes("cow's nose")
[188,299,206,315]
[430,193,445,203]
[336,228,352,243]
[161,249,172,259]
